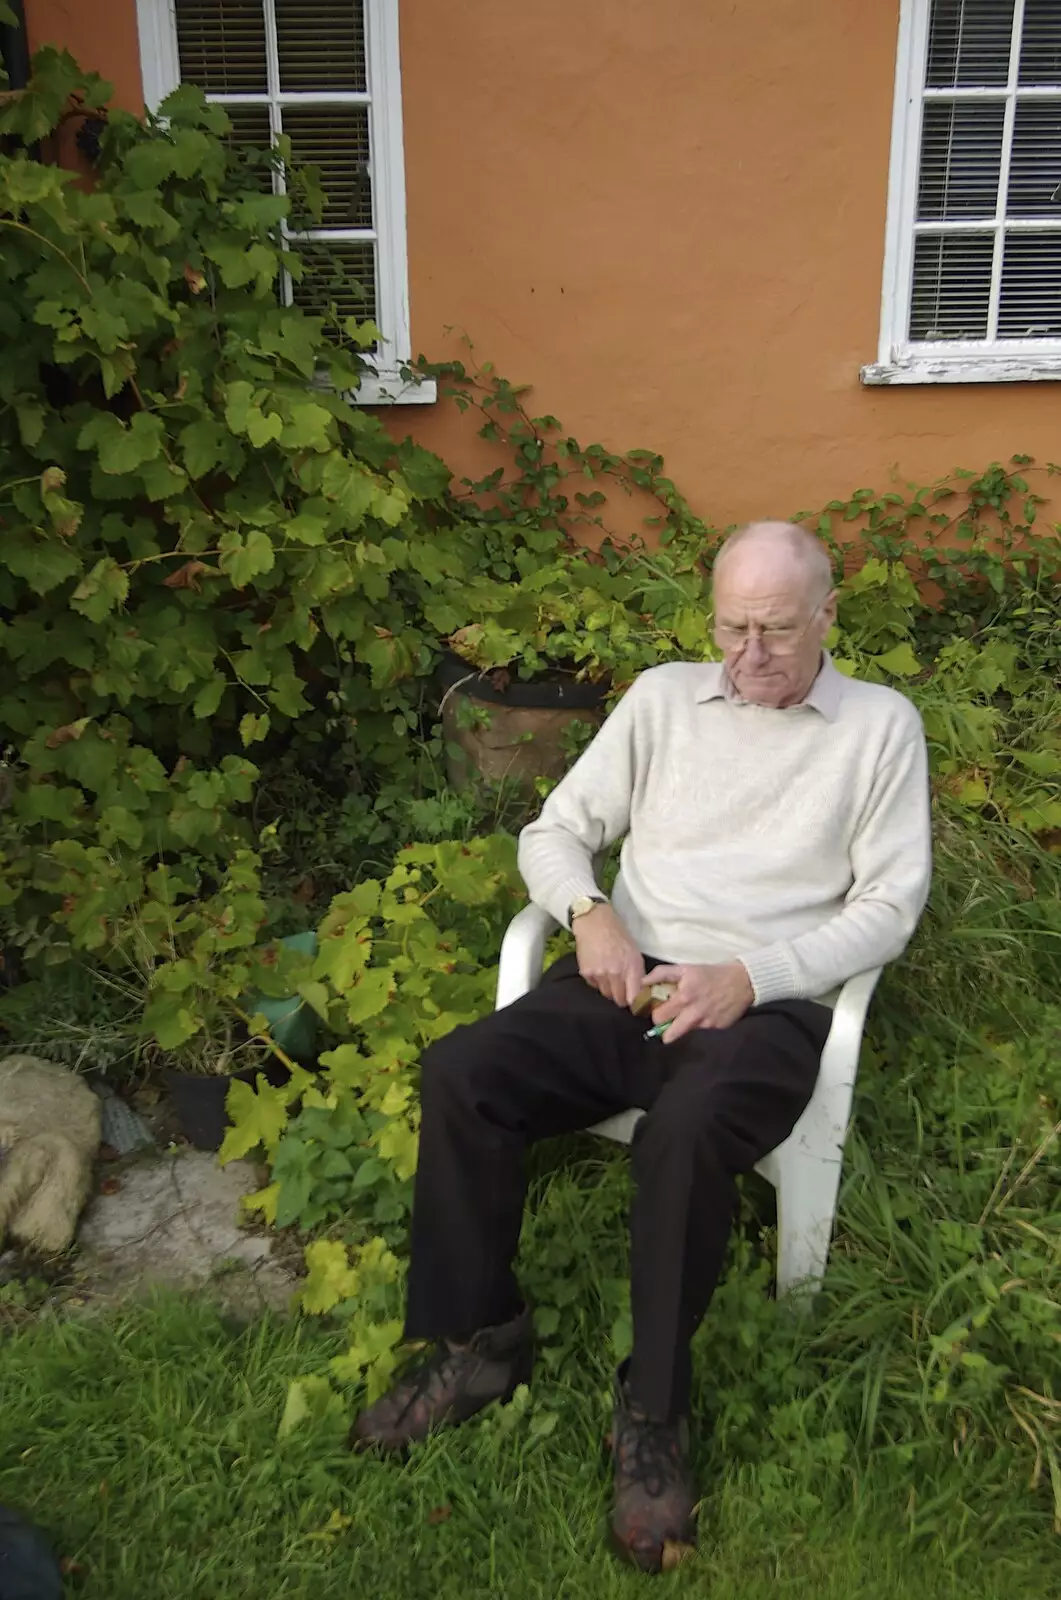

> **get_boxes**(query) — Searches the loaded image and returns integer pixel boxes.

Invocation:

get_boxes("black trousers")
[405,953,831,1422]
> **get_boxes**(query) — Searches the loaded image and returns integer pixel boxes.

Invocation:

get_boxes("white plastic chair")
[495,902,881,1295]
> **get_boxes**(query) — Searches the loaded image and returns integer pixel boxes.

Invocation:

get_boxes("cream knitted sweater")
[517,657,932,1005]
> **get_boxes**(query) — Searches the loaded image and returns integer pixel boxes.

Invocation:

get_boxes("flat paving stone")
[75,1150,297,1316]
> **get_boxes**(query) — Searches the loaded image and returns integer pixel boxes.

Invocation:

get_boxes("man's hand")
[643,961,755,1042]
[574,904,645,1008]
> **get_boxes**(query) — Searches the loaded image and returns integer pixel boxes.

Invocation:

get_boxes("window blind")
[173,0,377,327]
[912,0,1061,343]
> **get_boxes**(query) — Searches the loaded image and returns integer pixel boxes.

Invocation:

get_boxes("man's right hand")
[573,903,645,1008]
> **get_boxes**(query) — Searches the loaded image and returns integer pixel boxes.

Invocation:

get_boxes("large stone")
[76,1151,297,1316]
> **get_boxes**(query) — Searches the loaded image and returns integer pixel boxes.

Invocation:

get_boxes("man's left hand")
[642,961,755,1042]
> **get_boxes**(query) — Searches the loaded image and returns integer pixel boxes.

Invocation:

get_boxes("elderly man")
[352,522,932,1573]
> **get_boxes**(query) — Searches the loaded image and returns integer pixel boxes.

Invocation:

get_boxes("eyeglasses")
[714,607,823,658]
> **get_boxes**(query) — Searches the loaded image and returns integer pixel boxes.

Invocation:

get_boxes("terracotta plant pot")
[438,652,608,789]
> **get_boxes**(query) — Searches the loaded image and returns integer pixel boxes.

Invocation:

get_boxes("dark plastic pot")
[163,1058,289,1153]
[436,650,611,709]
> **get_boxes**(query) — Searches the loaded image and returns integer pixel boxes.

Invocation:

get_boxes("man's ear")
[821,588,839,630]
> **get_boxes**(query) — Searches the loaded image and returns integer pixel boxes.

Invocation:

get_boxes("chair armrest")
[495,902,559,1010]
[789,965,881,1161]
[820,966,881,1092]
[760,965,881,1183]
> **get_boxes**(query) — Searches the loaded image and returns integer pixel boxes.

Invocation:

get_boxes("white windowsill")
[861,357,1061,387]
[351,372,438,406]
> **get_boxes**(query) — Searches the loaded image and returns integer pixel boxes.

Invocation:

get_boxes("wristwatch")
[568,894,608,929]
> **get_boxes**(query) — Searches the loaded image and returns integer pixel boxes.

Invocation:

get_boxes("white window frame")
[134,0,435,405]
[863,0,1061,387]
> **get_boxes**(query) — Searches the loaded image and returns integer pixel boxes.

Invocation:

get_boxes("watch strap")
[568,893,607,929]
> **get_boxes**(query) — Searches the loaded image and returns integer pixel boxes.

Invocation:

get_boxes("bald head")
[710,521,837,708]
[712,521,833,605]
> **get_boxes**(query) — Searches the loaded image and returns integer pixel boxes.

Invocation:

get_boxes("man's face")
[712,548,836,708]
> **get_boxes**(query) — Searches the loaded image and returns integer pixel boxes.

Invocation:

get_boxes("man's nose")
[744,630,769,666]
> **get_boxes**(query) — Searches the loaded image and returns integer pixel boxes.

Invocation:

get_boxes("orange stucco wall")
[21,0,1061,531]
[25,0,143,111]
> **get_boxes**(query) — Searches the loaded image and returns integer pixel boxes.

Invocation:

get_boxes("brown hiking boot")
[609,1371,699,1574]
[349,1305,534,1453]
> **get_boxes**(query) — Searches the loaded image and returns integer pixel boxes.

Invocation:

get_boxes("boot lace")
[617,1414,685,1499]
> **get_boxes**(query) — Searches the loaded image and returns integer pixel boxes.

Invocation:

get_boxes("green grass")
[0,1281,1055,1599]
[2,760,1058,1594]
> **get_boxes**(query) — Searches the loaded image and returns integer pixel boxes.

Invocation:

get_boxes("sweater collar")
[694,652,843,721]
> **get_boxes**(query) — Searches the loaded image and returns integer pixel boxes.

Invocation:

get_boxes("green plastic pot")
[246,929,319,1062]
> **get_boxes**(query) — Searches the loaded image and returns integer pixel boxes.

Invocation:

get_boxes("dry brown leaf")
[183,262,207,294]
[427,1505,452,1525]
[163,559,209,591]
[98,1177,122,1196]
[661,1540,697,1571]
[45,718,89,749]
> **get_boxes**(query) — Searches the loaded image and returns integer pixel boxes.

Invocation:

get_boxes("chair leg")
[774,1149,844,1298]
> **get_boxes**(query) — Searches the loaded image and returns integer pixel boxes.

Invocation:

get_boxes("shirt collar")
[694,652,843,722]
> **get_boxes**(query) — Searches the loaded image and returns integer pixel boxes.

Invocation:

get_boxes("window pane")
[910,232,995,339]
[997,231,1061,335]
[1008,99,1061,215]
[275,0,367,93]
[1018,0,1061,87]
[918,100,1005,219]
[926,0,1015,89]
[175,0,267,95]
[291,240,377,332]
[281,106,372,228]
[224,104,275,194]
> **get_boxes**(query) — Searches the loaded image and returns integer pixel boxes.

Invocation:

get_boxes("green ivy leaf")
[180,419,229,479]
[70,558,130,622]
[281,399,334,452]
[3,531,82,595]
[142,989,200,1051]
[246,408,284,448]
[219,1076,292,1163]
[218,528,275,588]
[193,673,227,718]
[16,400,46,447]
[78,411,165,475]
[344,967,396,1025]
[98,804,144,850]
[224,380,255,435]
[268,673,309,718]
[873,643,921,678]
[239,712,270,746]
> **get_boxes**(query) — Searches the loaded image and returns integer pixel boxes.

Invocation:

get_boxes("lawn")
[1,1269,1055,1600]
[2,819,1060,1596]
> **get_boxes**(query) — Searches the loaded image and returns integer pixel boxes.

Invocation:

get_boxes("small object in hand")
[643,1021,671,1041]
[631,982,676,1018]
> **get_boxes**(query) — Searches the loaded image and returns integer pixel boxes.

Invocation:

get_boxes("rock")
[0,1055,101,1256]
[76,1151,297,1317]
